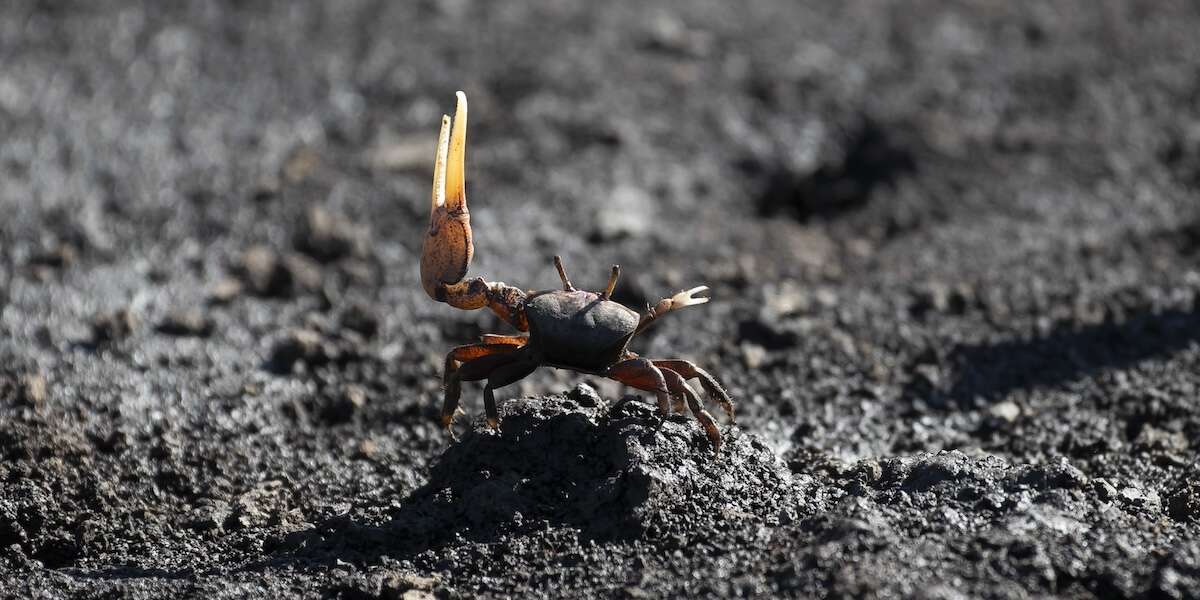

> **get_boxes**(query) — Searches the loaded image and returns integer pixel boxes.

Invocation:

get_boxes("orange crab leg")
[442,342,527,433]
[660,367,721,452]
[448,350,538,430]
[606,358,672,416]
[479,333,529,346]
[653,359,735,422]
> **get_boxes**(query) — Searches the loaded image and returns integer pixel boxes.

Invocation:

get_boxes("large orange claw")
[421,91,483,307]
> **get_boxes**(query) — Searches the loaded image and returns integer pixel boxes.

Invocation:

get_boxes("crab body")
[419,92,735,452]
[525,290,639,371]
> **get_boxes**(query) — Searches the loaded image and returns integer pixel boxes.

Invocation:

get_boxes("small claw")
[673,286,710,308]
[652,285,710,314]
[486,417,501,432]
[637,286,712,335]
[421,92,480,306]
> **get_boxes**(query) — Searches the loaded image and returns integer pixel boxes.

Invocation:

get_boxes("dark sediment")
[3,1,1200,598]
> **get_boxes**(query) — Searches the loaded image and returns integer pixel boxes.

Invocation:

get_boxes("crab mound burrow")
[396,389,796,543]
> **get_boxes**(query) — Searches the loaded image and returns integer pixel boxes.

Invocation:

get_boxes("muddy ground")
[2,1,1200,598]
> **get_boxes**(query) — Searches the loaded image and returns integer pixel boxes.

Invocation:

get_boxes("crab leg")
[606,358,672,417]
[479,333,529,346]
[481,360,538,430]
[448,350,528,428]
[653,359,736,422]
[660,367,721,452]
[442,342,526,434]
[420,92,529,330]
[451,350,538,431]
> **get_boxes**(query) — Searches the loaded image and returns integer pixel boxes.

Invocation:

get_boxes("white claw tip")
[674,286,710,308]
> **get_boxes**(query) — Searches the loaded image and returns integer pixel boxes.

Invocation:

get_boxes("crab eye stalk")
[602,265,620,299]
[553,255,576,291]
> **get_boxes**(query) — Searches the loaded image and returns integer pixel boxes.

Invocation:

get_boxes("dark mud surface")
[3,1,1200,598]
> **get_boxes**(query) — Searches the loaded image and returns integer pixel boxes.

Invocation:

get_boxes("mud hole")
[3,1,1200,598]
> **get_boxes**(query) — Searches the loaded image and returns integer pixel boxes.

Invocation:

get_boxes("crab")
[420,92,735,452]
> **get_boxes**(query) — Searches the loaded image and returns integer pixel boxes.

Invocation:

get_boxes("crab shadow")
[905,302,1200,408]
[254,396,702,569]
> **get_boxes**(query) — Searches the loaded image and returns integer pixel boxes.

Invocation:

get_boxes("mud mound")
[275,389,793,563]
[428,391,792,539]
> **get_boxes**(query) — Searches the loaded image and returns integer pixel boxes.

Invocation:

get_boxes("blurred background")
[2,1,1199,596]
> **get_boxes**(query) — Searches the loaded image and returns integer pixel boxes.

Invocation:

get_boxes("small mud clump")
[235,246,323,298]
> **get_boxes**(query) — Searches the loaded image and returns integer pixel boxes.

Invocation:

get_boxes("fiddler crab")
[420,92,735,452]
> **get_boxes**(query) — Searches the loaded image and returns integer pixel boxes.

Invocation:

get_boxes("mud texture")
[3,1,1200,598]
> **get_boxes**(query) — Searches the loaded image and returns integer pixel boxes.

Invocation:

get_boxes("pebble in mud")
[1167,474,1200,523]
[264,328,362,374]
[338,302,380,339]
[293,206,369,263]
[206,278,244,304]
[236,246,322,298]
[320,384,368,424]
[17,374,47,406]
[239,246,289,296]
[589,184,654,242]
[565,382,603,408]
[1153,542,1200,599]
[333,568,441,600]
[89,308,136,345]
[156,309,214,337]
